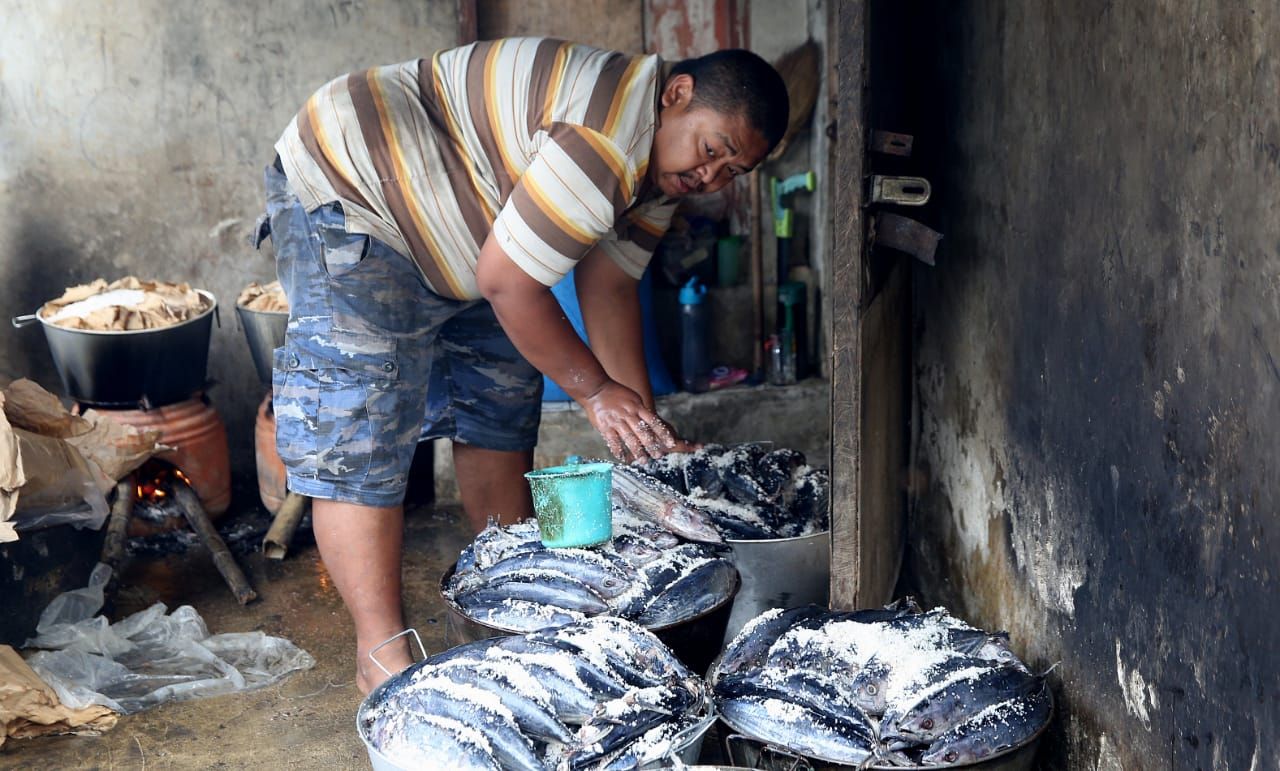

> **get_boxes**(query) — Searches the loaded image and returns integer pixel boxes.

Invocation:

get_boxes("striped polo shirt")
[274,37,677,301]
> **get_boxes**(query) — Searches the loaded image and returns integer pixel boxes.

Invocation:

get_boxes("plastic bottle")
[679,277,710,393]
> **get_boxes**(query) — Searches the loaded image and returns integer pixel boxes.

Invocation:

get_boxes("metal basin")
[236,304,288,386]
[12,290,217,408]
[439,561,740,676]
[722,529,831,645]
[708,653,1053,771]
[357,635,720,771]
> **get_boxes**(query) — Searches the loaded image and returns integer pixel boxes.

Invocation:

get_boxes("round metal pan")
[13,289,217,408]
[439,560,740,676]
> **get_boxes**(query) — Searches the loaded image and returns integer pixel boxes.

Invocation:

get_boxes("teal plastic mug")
[524,462,614,548]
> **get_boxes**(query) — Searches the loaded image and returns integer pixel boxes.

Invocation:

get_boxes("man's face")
[649,74,770,198]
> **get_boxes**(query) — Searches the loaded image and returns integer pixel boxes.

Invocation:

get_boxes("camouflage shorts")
[258,162,542,507]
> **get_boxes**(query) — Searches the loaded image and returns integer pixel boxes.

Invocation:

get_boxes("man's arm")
[574,245,654,410]
[475,233,677,460]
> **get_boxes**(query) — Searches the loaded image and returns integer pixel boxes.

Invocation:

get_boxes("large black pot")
[12,289,217,408]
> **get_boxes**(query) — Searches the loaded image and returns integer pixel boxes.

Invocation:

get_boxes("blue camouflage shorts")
[257,161,543,508]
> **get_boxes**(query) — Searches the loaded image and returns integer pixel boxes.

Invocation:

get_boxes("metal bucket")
[356,630,720,771]
[721,529,831,645]
[236,304,288,386]
[440,562,740,676]
[12,290,217,408]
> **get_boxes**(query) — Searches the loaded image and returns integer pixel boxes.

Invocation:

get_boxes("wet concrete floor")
[2,503,474,770]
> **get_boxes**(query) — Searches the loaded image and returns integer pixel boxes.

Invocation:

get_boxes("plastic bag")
[23,564,315,714]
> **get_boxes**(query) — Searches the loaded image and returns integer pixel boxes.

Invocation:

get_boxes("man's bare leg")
[453,443,535,533]
[311,499,411,694]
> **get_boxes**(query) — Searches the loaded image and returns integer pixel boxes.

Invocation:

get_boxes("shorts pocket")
[272,335,401,488]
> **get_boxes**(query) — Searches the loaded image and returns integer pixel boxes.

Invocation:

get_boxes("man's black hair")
[670,49,790,151]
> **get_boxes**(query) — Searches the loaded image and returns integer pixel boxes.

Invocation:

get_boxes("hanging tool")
[771,171,816,283]
[770,171,816,382]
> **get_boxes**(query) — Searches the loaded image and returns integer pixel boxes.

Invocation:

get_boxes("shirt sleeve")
[491,122,639,286]
[597,199,678,279]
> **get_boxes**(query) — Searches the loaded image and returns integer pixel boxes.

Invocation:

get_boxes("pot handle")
[11,314,39,329]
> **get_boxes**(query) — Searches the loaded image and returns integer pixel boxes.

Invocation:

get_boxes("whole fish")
[453,570,610,615]
[456,549,634,600]
[457,520,543,574]
[756,448,807,498]
[920,684,1053,765]
[370,711,501,771]
[396,678,544,771]
[719,694,877,766]
[636,556,737,627]
[529,616,690,684]
[568,683,699,768]
[720,668,870,728]
[680,444,726,497]
[457,596,587,632]
[611,464,723,543]
[497,639,632,699]
[885,663,1046,744]
[717,605,829,677]
[430,659,574,744]
[482,649,605,723]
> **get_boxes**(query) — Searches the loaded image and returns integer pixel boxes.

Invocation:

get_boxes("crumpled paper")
[0,644,116,747]
[236,280,289,313]
[0,380,163,542]
[39,276,210,331]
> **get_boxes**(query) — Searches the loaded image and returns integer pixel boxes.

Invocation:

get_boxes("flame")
[134,462,185,504]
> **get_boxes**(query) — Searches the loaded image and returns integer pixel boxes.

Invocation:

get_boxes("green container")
[524,462,614,548]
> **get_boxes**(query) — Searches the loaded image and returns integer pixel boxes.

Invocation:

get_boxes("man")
[258,37,788,692]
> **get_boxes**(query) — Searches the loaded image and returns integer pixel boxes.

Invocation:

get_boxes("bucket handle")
[367,628,427,677]
[724,733,816,771]
[11,314,38,329]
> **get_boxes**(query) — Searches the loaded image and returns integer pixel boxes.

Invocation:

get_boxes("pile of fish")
[445,516,737,632]
[361,617,713,770]
[712,601,1052,767]
[625,443,830,541]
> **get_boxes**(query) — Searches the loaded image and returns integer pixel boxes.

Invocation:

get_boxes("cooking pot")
[12,290,218,408]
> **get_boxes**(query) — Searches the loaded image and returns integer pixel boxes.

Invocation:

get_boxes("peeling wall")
[0,0,457,478]
[905,2,1279,767]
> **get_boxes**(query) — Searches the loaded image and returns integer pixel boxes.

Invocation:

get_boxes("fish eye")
[922,718,934,730]
[944,751,958,763]
[999,650,1013,659]
[604,579,617,587]
[866,684,878,695]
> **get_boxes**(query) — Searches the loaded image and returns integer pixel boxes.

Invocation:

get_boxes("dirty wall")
[904,2,1279,768]
[0,0,457,477]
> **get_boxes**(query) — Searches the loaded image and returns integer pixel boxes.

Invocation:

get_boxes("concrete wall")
[0,0,457,478]
[905,2,1279,767]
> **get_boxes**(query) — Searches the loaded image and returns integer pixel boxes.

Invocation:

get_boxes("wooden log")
[262,492,309,560]
[99,477,135,571]
[172,483,257,605]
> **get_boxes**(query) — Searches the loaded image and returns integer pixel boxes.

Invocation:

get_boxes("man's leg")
[310,499,411,694]
[452,443,535,533]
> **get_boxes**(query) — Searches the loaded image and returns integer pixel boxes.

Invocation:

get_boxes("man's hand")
[582,381,684,462]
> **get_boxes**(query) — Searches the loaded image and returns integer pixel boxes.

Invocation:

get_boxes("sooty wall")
[0,0,456,477]
[904,2,1279,768]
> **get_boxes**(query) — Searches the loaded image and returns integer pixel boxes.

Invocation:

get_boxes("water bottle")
[679,277,710,393]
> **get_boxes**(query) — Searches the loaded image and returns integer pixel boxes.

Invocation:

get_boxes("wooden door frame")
[828,0,908,609]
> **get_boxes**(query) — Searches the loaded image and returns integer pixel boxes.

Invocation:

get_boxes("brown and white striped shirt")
[275,37,676,300]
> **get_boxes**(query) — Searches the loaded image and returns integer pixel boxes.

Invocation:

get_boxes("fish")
[611,464,723,543]
[453,570,610,616]
[919,684,1053,765]
[455,597,588,633]
[756,448,807,498]
[455,549,634,599]
[719,447,772,505]
[482,649,607,723]
[788,467,830,533]
[636,556,738,627]
[527,616,690,685]
[717,605,830,677]
[680,448,725,497]
[430,659,575,744]
[369,711,502,770]
[395,678,544,771]
[568,683,701,768]
[719,694,877,766]
[884,663,1047,744]
[456,519,544,574]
